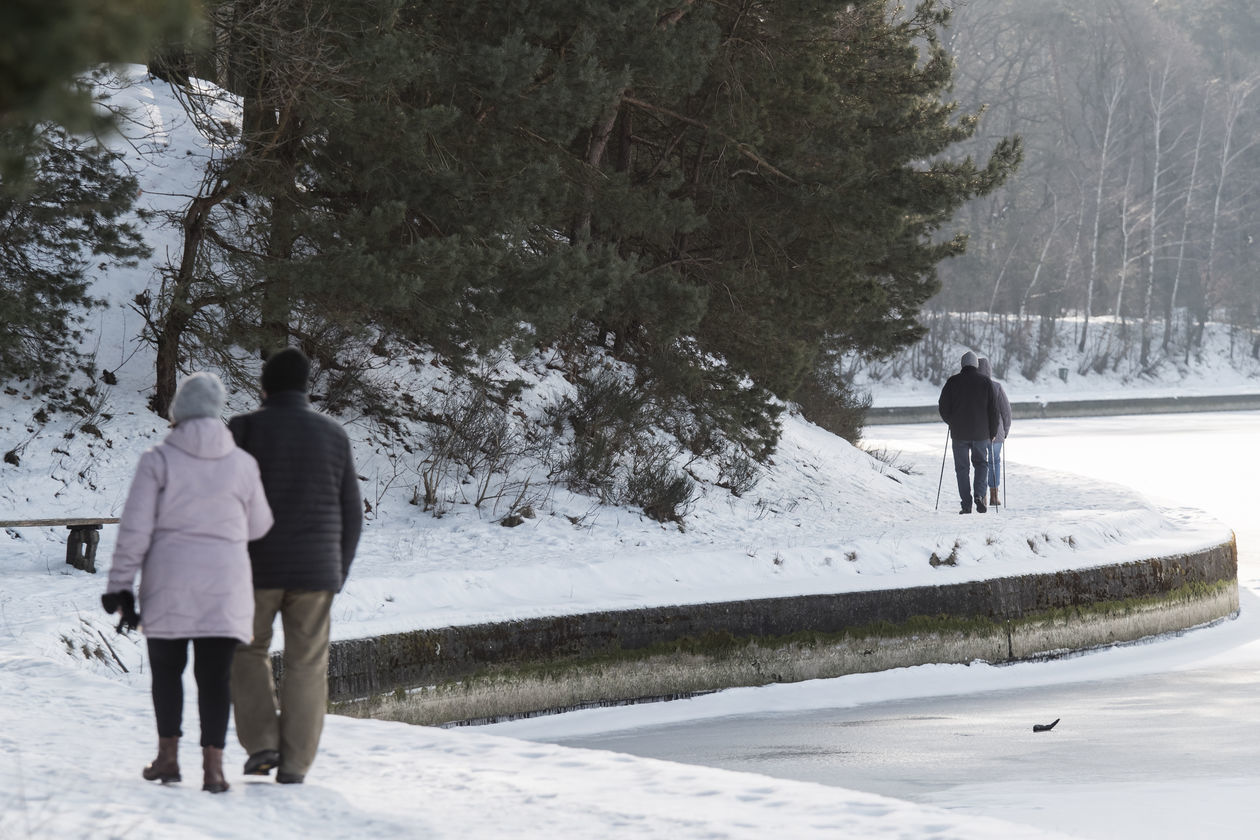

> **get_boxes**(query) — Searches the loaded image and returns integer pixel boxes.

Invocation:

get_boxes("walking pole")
[992,441,1001,514]
[1001,440,1007,510]
[934,428,948,511]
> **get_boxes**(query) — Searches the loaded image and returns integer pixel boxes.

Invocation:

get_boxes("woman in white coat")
[105,372,273,793]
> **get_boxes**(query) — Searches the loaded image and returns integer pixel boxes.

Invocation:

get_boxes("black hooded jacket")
[229,391,362,591]
[938,365,1000,441]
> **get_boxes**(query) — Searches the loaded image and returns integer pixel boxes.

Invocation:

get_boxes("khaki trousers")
[231,589,334,778]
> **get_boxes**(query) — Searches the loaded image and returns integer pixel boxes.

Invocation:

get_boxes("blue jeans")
[988,441,1003,488]
[951,439,989,510]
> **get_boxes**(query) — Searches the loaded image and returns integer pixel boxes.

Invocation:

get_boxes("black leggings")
[147,637,239,748]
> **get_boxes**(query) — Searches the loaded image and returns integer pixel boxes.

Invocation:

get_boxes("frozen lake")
[491,411,1260,839]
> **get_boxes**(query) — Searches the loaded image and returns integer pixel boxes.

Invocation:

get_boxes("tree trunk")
[1140,61,1173,369]
[1081,74,1125,353]
[1166,97,1206,352]
[149,178,231,418]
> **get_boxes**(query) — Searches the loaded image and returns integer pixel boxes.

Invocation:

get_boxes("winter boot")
[243,748,280,776]
[974,495,987,513]
[202,746,230,794]
[142,736,181,783]
[990,487,1000,506]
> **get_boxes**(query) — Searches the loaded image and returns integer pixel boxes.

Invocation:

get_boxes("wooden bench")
[0,518,120,573]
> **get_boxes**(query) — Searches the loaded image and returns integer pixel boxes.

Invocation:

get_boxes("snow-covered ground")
[0,67,1249,839]
[8,416,1225,840]
[0,405,1238,840]
[487,411,1260,840]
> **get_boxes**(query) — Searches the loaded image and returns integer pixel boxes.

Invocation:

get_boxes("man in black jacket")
[937,350,999,514]
[228,347,362,783]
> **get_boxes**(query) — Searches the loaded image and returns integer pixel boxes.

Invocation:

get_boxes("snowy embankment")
[0,396,1231,838]
[0,67,1238,838]
[5,407,1171,840]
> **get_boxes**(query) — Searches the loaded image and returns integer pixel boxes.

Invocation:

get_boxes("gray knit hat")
[170,372,227,424]
[977,357,992,377]
[961,351,978,369]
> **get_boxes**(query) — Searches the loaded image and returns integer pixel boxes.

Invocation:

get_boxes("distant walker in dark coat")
[937,350,999,514]
[977,357,1012,507]
[228,347,363,784]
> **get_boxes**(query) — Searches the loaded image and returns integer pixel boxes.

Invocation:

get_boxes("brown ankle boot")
[202,746,230,793]
[142,736,181,783]
[989,487,1000,506]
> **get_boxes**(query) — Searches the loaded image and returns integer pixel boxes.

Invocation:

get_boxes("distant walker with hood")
[977,356,1012,507]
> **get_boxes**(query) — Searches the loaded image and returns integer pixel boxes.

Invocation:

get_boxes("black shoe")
[276,770,305,784]
[959,507,972,515]
[975,496,987,513]
[243,749,281,776]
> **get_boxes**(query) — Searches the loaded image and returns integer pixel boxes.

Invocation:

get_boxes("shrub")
[550,370,649,498]
[625,450,696,523]
[792,368,872,445]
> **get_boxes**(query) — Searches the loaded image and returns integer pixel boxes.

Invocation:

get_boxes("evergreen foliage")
[580,0,1019,441]
[133,0,1013,470]
[0,123,148,388]
[0,0,197,180]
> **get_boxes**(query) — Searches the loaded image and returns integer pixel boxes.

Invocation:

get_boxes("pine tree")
[146,0,1016,455]
[0,123,148,387]
[575,0,1019,442]
[618,1,1018,386]
[283,0,711,356]
[151,0,715,410]
[0,0,197,180]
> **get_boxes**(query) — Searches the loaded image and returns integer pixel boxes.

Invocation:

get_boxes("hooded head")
[961,350,978,370]
[261,346,310,395]
[169,372,227,424]
[977,357,992,377]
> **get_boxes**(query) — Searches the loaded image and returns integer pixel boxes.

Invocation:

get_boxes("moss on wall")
[330,571,1238,727]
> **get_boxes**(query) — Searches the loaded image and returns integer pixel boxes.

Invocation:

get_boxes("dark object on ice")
[1032,718,1060,733]
[101,590,140,633]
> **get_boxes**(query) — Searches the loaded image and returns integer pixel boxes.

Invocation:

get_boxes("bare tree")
[1165,93,1207,353]
[1020,190,1076,319]
[1201,76,1259,352]
[1140,57,1184,367]
[1080,71,1127,353]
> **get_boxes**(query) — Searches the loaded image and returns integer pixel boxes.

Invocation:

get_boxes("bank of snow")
[0,398,1229,838]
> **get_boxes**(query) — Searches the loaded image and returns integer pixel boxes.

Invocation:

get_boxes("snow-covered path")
[2,646,1078,840]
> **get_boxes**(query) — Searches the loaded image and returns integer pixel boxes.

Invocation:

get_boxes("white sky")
[1,67,1254,840]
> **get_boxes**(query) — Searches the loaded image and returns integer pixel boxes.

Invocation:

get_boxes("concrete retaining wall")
[863,393,1260,425]
[322,537,1238,727]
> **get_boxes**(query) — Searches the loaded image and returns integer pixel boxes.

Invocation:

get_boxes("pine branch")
[621,96,797,183]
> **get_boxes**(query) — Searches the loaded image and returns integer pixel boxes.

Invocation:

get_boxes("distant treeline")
[926,0,1260,375]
